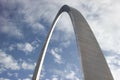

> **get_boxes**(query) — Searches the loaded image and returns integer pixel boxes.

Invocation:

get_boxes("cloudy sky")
[0,0,120,80]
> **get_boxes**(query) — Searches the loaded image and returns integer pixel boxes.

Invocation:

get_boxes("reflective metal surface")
[32,5,114,80]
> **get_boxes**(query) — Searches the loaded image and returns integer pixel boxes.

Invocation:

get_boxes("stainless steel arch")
[32,5,114,80]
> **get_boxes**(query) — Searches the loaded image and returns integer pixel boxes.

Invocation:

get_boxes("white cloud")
[109,65,120,80]
[8,44,15,51]
[0,50,20,73]
[7,72,13,77]
[106,55,120,80]
[74,0,120,56]
[51,64,81,80]
[8,39,40,52]
[52,78,58,80]
[0,78,10,80]
[0,17,23,38]
[32,23,45,32]
[28,74,33,78]
[60,40,71,48]
[17,0,46,33]
[55,13,74,40]
[107,56,120,67]
[111,69,120,80]
[21,61,35,70]
[0,49,36,74]
[51,13,75,48]
[66,71,80,80]
[0,0,23,38]
[17,42,34,54]
[7,72,18,78]
[50,48,63,64]
[23,78,31,80]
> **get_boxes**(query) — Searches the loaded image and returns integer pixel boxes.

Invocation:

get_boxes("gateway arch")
[32,5,114,80]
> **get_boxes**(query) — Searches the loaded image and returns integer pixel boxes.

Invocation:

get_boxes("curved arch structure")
[32,5,113,80]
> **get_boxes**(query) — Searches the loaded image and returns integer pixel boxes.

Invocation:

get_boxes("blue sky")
[0,0,120,80]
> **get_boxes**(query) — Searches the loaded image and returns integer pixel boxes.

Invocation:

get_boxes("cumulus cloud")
[0,0,23,38]
[53,13,74,39]
[0,77,10,80]
[50,64,82,80]
[32,23,45,32]
[106,54,120,80]
[40,64,81,80]
[66,71,80,80]
[0,50,20,73]
[84,0,120,55]
[0,21,23,38]
[17,42,34,54]
[51,75,58,80]
[8,39,40,52]
[50,48,63,64]
[0,49,36,75]
[51,13,75,48]
[111,68,120,80]
[7,72,18,78]
[0,0,44,38]
[23,78,31,80]
[21,61,35,70]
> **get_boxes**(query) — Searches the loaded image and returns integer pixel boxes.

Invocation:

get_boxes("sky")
[0,0,120,80]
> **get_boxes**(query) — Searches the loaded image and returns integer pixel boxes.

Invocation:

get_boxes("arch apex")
[60,5,71,12]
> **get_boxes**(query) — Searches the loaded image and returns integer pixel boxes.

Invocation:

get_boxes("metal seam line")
[32,5,114,80]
